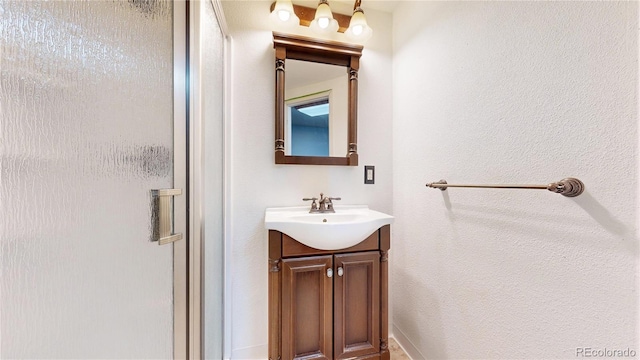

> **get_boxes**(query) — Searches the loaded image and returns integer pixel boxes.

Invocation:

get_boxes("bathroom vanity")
[267,225,391,360]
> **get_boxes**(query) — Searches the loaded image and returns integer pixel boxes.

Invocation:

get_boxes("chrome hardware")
[337,267,344,277]
[151,188,183,245]
[327,268,333,278]
[426,177,585,197]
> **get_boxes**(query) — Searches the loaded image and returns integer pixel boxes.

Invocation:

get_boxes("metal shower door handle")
[151,188,183,245]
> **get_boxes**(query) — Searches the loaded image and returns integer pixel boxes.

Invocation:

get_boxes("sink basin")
[264,205,394,250]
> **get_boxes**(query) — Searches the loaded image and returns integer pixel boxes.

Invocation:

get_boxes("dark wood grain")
[273,32,362,166]
[282,231,378,258]
[268,231,283,360]
[269,227,390,360]
[282,256,334,360]
[348,56,359,156]
[379,225,391,360]
[334,252,380,359]
[275,152,357,166]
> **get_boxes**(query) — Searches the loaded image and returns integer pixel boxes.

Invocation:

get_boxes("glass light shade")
[345,8,372,42]
[270,0,300,28]
[309,1,339,33]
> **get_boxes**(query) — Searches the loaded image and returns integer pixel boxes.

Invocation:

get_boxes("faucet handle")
[325,196,340,211]
[303,197,318,210]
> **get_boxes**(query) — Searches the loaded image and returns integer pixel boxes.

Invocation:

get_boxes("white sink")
[264,205,394,250]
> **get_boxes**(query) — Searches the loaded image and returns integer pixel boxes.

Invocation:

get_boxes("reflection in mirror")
[285,60,347,157]
[286,92,330,156]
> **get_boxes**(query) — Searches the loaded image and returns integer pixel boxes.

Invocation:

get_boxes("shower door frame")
[177,1,231,358]
[173,1,190,359]
[177,0,227,358]
[174,1,188,358]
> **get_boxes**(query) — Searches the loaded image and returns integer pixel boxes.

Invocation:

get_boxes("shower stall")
[0,0,225,357]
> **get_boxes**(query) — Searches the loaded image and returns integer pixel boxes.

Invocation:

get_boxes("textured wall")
[220,1,393,357]
[391,2,638,359]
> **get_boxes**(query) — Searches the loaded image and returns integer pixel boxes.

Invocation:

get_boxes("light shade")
[270,0,300,28]
[345,7,372,42]
[309,0,339,34]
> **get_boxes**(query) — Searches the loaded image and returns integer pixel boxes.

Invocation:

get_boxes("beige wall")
[392,2,638,358]
[218,2,639,358]
[220,1,393,357]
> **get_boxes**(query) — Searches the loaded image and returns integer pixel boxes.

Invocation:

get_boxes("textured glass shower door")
[1,0,182,358]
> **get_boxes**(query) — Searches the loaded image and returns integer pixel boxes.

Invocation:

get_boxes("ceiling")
[292,0,399,14]
[333,0,399,13]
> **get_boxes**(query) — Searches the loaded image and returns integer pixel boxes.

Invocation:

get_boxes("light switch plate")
[364,165,374,184]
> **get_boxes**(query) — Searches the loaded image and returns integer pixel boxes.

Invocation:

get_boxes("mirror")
[273,32,363,166]
[285,60,347,157]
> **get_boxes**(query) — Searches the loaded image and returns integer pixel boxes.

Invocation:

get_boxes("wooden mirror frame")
[273,32,363,166]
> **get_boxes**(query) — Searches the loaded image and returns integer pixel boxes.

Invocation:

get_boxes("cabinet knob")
[326,268,333,278]
[337,267,344,277]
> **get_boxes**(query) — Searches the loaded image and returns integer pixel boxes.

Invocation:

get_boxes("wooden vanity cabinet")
[281,255,333,359]
[269,225,390,360]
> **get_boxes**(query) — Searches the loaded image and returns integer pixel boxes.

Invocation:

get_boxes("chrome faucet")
[303,193,341,213]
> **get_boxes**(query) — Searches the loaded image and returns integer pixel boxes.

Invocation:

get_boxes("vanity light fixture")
[269,0,373,42]
[269,0,300,28]
[345,0,372,42]
[309,0,339,34]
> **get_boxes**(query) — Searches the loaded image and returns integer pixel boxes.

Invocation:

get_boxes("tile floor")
[389,338,411,359]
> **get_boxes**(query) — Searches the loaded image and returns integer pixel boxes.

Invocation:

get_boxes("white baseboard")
[391,324,425,360]
[229,330,420,360]
[230,343,267,359]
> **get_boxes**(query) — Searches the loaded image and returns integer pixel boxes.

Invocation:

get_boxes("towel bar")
[425,177,584,197]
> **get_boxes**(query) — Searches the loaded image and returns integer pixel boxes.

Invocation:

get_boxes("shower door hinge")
[151,188,183,245]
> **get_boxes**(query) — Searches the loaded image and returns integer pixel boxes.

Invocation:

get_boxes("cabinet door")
[282,255,334,360]
[334,252,381,359]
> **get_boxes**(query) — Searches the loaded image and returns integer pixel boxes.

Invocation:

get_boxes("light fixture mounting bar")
[270,2,352,33]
